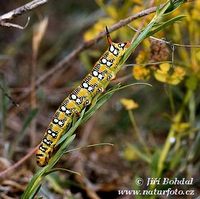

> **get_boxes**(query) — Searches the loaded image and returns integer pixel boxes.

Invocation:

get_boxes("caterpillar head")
[106,26,130,55]
[108,41,130,57]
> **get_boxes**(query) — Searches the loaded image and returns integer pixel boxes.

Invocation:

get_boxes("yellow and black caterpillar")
[36,28,130,166]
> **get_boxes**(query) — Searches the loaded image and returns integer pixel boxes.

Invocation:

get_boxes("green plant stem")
[188,91,195,127]
[148,89,192,199]
[21,135,76,198]
[157,89,192,177]
[128,110,150,156]
[168,85,175,115]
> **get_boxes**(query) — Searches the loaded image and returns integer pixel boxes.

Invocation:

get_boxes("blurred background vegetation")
[0,0,199,198]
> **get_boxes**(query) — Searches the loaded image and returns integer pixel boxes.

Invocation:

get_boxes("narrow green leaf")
[169,149,184,170]
[164,0,187,14]
[150,150,161,177]
[147,15,186,37]
[46,135,76,169]
[45,168,81,176]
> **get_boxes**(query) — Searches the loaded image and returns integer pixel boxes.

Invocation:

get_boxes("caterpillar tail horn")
[105,26,112,45]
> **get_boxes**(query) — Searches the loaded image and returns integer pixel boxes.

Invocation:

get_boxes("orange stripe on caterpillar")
[36,28,130,166]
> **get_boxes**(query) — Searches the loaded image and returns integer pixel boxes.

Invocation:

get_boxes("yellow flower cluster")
[84,0,151,42]
[123,145,139,161]
[132,65,151,80]
[154,63,186,85]
[84,18,115,41]
[135,50,146,64]
[120,98,139,110]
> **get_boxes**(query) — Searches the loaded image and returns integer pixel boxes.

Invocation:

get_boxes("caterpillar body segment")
[36,31,130,166]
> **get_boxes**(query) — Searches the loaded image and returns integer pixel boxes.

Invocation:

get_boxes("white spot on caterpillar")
[47,129,52,134]
[110,45,114,52]
[98,87,104,92]
[107,61,112,67]
[83,82,88,88]
[93,71,98,76]
[53,118,58,123]
[102,58,107,64]
[76,98,81,104]
[66,110,71,115]
[43,138,52,146]
[71,94,77,100]
[85,100,90,105]
[52,132,56,137]
[119,43,125,48]
[39,145,46,152]
[98,74,103,80]
[113,49,118,55]
[61,106,66,111]
[48,129,57,138]
[88,86,93,91]
[58,121,63,126]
